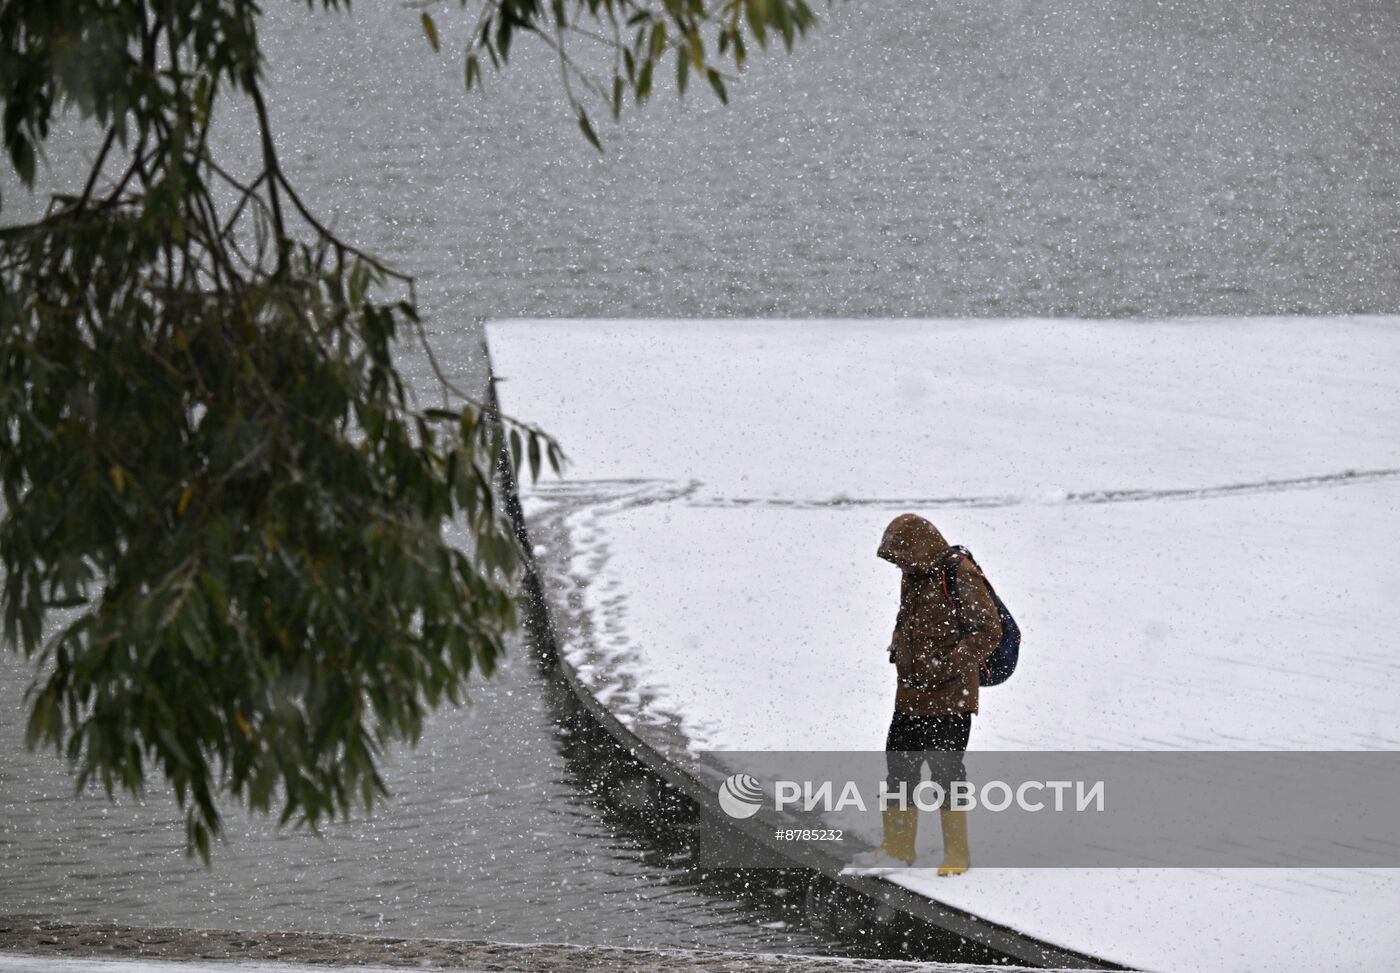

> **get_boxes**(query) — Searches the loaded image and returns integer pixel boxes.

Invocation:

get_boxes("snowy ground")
[489,318,1400,973]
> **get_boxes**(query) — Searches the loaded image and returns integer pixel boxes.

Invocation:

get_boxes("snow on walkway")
[488,317,1400,972]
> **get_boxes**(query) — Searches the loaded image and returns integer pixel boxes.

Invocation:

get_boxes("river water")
[0,643,856,952]
[2,0,1398,958]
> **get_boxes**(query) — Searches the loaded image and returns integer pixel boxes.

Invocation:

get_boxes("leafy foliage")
[447,0,818,149]
[0,0,816,860]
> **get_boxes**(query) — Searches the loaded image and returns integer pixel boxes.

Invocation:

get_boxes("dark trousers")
[885,711,972,796]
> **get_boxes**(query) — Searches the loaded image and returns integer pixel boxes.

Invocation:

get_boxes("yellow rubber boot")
[879,806,919,865]
[937,809,970,876]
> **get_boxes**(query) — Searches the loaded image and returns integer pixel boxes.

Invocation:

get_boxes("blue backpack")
[942,546,1020,687]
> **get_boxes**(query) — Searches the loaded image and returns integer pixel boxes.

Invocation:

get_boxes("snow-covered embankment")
[488,317,1400,973]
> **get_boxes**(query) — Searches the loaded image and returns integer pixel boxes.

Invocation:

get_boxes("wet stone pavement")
[0,919,1042,973]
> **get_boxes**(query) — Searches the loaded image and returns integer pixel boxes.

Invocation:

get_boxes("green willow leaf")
[577,108,603,151]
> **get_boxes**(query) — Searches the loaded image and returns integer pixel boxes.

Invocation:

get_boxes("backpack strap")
[941,548,968,636]
[941,545,991,629]
[943,546,1002,680]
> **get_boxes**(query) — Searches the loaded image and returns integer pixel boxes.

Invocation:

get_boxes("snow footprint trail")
[543,465,1400,514]
[693,465,1400,509]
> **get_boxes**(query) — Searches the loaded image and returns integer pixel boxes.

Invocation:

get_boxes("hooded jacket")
[878,513,1002,715]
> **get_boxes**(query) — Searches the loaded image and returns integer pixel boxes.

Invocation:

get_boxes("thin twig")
[247,77,289,270]
[75,126,119,212]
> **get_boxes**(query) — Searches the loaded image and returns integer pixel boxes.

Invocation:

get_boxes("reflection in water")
[0,630,985,960]
[0,610,1011,963]
[529,637,1012,963]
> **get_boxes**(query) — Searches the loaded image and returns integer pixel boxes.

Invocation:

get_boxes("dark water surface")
[2,0,1398,956]
[0,644,851,952]
[263,0,1400,332]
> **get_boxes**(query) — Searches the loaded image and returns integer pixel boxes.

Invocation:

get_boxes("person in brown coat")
[872,512,1002,874]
